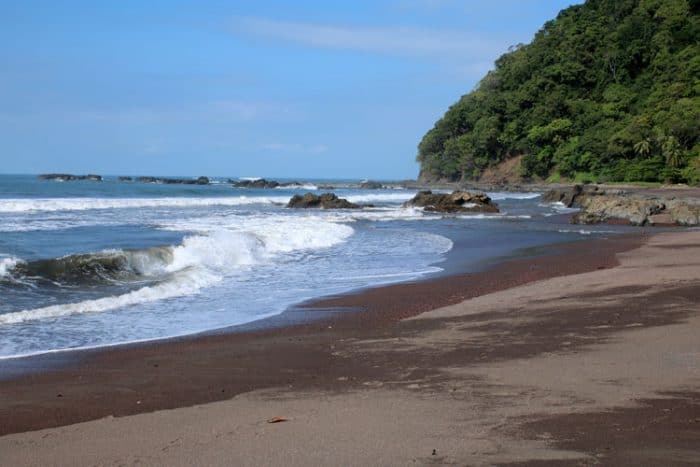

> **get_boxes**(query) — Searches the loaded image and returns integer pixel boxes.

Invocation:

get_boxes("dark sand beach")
[1,230,699,466]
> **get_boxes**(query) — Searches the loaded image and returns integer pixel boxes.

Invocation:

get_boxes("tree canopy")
[417,0,700,184]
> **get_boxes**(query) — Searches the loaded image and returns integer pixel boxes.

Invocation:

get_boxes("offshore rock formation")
[232,178,281,189]
[403,191,499,213]
[135,176,209,185]
[38,174,102,182]
[287,193,360,209]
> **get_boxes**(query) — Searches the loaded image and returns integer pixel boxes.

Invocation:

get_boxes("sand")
[1,231,699,466]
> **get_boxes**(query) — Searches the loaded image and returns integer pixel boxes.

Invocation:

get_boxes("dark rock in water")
[38,173,103,182]
[233,178,280,189]
[287,193,360,209]
[359,180,384,189]
[118,176,133,181]
[403,190,499,213]
[136,176,159,183]
[541,185,585,207]
[135,176,209,185]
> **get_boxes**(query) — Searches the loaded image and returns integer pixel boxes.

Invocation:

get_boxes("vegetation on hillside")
[417,0,700,184]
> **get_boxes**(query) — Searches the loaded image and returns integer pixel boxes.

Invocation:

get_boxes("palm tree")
[633,139,651,158]
[661,136,683,169]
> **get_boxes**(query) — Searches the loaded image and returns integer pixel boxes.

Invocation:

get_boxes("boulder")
[403,190,499,213]
[359,180,384,189]
[572,195,666,226]
[135,176,209,185]
[287,193,360,209]
[668,202,700,226]
[233,178,280,189]
[540,185,585,207]
[38,174,102,182]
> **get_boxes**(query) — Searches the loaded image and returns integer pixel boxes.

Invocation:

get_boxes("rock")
[194,176,210,185]
[233,178,280,189]
[38,174,102,182]
[648,212,674,226]
[118,176,133,181]
[135,176,209,185]
[540,185,585,207]
[403,190,499,213]
[359,180,384,189]
[668,202,700,226]
[287,193,360,209]
[136,176,158,183]
[573,195,666,226]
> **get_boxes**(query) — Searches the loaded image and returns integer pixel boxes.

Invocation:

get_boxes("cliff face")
[417,0,700,185]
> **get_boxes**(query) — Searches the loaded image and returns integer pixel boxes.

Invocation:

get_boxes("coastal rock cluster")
[38,174,103,182]
[135,176,210,185]
[231,178,283,188]
[403,190,499,213]
[286,193,362,209]
[543,185,700,227]
[231,179,315,189]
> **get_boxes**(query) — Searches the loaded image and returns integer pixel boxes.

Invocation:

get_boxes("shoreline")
[0,233,643,437]
[0,213,582,368]
[1,229,699,465]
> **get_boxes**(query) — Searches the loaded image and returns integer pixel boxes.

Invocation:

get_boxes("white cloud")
[232,16,503,58]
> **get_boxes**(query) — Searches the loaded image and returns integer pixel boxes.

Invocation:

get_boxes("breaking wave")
[0,218,354,324]
[0,196,291,213]
[486,192,542,200]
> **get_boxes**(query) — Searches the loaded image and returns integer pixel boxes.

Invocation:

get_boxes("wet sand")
[1,231,699,466]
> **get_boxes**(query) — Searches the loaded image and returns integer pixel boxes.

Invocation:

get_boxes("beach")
[1,229,699,465]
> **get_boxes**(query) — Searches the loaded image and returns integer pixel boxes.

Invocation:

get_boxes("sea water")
[0,174,625,358]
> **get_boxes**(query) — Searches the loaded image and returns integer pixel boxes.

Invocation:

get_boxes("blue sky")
[0,0,580,179]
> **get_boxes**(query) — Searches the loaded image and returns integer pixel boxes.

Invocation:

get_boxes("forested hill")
[417,0,700,185]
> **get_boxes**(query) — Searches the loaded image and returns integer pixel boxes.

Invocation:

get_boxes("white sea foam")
[543,201,580,214]
[0,196,291,213]
[0,256,22,278]
[345,192,416,203]
[0,218,354,325]
[558,229,619,235]
[487,192,542,200]
[275,184,319,190]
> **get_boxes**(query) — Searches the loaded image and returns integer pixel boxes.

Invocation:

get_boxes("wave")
[0,256,21,279]
[0,218,354,324]
[486,192,542,200]
[274,184,319,190]
[0,196,291,213]
[344,193,416,203]
[4,248,174,285]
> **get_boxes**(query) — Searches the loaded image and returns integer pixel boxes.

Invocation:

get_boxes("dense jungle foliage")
[417,0,700,184]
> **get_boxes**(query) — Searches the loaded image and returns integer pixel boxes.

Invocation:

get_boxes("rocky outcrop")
[118,176,133,181]
[38,174,102,182]
[359,180,384,189]
[287,193,360,209]
[541,185,586,207]
[668,202,700,226]
[541,184,700,226]
[136,176,209,185]
[572,196,667,225]
[403,191,499,213]
[232,178,281,189]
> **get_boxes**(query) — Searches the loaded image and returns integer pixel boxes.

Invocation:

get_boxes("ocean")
[0,174,625,359]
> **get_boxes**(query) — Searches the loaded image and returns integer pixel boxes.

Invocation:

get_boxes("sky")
[0,0,580,179]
